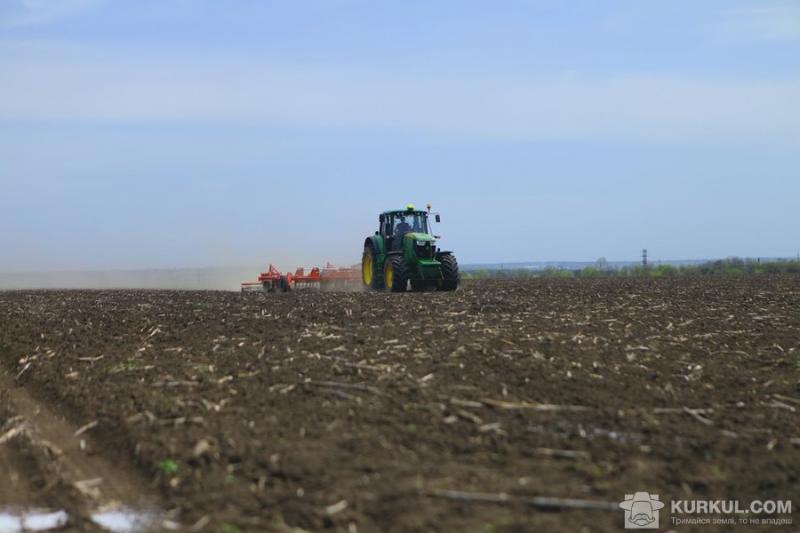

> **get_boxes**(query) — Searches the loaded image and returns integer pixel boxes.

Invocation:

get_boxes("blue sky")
[1,0,798,271]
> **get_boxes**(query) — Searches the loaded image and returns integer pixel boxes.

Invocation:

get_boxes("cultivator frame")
[241,263,360,293]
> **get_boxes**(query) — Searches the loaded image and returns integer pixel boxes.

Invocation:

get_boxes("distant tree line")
[462,257,800,280]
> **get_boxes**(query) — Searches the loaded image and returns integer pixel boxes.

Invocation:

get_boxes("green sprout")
[158,459,179,475]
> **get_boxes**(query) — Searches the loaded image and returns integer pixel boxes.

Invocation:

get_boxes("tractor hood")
[405,232,436,243]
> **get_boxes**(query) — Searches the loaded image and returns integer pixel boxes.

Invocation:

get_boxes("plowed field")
[1,278,798,531]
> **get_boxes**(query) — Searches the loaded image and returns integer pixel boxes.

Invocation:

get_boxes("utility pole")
[642,249,648,268]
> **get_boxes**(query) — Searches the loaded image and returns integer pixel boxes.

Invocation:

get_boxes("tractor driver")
[393,215,412,249]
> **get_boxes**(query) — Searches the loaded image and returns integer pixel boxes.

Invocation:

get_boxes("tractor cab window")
[393,215,411,237]
[385,212,430,239]
[410,213,430,234]
[381,216,393,237]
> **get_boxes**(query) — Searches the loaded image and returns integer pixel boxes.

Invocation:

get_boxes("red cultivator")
[241,263,361,293]
[240,264,290,293]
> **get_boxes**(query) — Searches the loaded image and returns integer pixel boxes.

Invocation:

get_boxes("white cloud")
[719,3,800,41]
[0,42,798,147]
[0,0,101,28]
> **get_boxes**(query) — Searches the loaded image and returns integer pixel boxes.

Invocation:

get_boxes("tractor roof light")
[406,204,416,212]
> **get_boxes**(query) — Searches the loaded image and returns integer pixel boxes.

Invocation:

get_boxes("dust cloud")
[0,267,261,291]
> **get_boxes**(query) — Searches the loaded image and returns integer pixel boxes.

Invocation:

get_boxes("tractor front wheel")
[384,255,409,292]
[438,253,460,291]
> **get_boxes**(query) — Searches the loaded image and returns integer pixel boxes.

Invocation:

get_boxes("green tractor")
[362,204,459,292]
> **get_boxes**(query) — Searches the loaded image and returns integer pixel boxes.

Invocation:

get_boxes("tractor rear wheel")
[362,245,384,290]
[438,253,459,291]
[384,255,409,292]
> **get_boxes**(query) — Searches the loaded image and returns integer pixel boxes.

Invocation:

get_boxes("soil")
[0,278,798,532]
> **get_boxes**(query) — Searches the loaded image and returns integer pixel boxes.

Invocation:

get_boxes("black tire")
[438,253,460,291]
[280,275,290,292]
[363,244,384,291]
[384,254,409,292]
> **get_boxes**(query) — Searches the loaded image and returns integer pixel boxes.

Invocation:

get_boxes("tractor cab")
[379,207,434,251]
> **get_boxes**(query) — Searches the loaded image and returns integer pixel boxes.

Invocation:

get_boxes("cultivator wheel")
[438,253,459,291]
[384,255,409,292]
